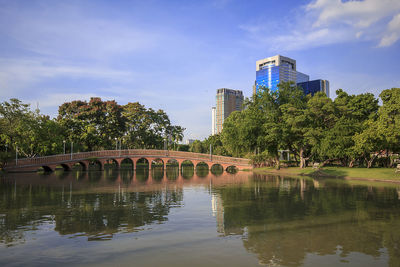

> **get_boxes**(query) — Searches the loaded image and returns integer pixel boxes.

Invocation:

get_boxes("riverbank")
[253,166,400,183]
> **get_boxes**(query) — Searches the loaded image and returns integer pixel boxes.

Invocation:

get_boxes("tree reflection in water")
[0,175,183,245]
[1,171,400,266]
[214,175,400,266]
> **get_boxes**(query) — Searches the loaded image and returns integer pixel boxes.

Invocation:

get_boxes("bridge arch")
[135,158,149,169]
[226,165,238,174]
[167,158,179,167]
[120,158,134,169]
[210,163,224,176]
[74,161,87,171]
[195,162,209,177]
[54,163,71,172]
[40,165,53,172]
[181,160,194,168]
[88,159,103,171]
[104,158,119,169]
[151,158,165,169]
[181,160,194,179]
[195,161,209,169]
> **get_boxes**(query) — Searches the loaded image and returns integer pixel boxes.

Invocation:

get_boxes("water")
[1,167,400,266]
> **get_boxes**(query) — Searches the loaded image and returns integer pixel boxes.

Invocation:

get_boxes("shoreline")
[252,166,400,184]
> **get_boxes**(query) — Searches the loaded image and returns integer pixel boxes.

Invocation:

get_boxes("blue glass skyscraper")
[255,55,309,93]
[297,79,330,97]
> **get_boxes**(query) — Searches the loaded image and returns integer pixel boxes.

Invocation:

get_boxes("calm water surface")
[1,166,400,267]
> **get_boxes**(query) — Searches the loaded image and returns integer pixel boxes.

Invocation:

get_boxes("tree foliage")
[0,97,184,166]
[219,84,399,168]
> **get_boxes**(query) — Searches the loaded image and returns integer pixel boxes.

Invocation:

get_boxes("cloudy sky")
[1,0,399,140]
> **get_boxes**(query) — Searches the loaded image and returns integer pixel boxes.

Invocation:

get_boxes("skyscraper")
[254,54,329,97]
[255,55,309,93]
[297,79,330,97]
[213,88,243,135]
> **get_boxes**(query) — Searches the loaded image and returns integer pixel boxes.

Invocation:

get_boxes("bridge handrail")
[6,149,250,167]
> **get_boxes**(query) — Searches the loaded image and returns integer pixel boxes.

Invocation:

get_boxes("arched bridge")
[4,149,252,173]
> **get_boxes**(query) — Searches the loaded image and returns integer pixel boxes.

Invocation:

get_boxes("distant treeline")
[0,98,184,163]
[191,82,400,169]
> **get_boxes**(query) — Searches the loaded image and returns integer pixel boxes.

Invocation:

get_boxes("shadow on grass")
[307,168,348,178]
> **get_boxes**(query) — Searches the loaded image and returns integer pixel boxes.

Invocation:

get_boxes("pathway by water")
[1,167,400,266]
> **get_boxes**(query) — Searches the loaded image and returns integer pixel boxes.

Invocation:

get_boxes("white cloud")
[379,13,400,47]
[0,58,134,99]
[240,0,400,51]
[308,0,400,28]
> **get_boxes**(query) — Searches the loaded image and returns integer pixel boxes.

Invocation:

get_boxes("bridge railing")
[6,149,250,167]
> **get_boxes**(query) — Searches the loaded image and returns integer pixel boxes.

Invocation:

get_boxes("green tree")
[57,98,126,151]
[330,89,379,167]
[0,99,66,159]
[377,88,400,154]
[189,140,205,153]
[122,102,184,149]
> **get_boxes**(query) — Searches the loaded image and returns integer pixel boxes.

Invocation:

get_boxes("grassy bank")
[253,166,400,183]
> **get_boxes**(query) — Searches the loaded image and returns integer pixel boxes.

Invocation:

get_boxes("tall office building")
[296,71,310,83]
[255,55,309,93]
[297,79,330,97]
[213,88,244,135]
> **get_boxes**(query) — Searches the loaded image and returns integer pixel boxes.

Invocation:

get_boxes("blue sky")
[1,0,399,140]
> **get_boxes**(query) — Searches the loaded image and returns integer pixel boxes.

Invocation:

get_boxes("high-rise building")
[297,79,330,97]
[254,54,330,97]
[213,88,243,135]
[255,55,309,93]
[296,71,310,83]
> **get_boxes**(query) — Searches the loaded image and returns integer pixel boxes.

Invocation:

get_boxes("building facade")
[214,88,244,135]
[255,55,309,93]
[297,79,330,97]
[185,139,196,145]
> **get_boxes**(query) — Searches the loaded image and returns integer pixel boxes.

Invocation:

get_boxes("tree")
[123,102,184,149]
[279,84,310,168]
[377,88,400,154]
[58,98,126,151]
[0,99,65,159]
[189,140,205,153]
[303,92,338,165]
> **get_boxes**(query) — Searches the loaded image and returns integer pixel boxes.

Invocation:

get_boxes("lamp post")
[210,144,212,161]
[5,143,8,153]
[70,141,73,160]
[115,137,118,150]
[15,145,18,166]
[63,140,66,154]
[119,138,122,156]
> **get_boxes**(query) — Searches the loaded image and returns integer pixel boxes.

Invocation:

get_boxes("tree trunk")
[348,159,355,168]
[367,155,377,168]
[299,147,306,168]
[320,159,333,167]
[275,156,280,170]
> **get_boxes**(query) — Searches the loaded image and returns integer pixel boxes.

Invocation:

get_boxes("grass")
[253,166,400,183]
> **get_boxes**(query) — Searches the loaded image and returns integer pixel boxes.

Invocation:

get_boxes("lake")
[1,166,400,266]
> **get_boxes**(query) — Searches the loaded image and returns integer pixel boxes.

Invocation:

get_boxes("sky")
[0,0,399,141]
